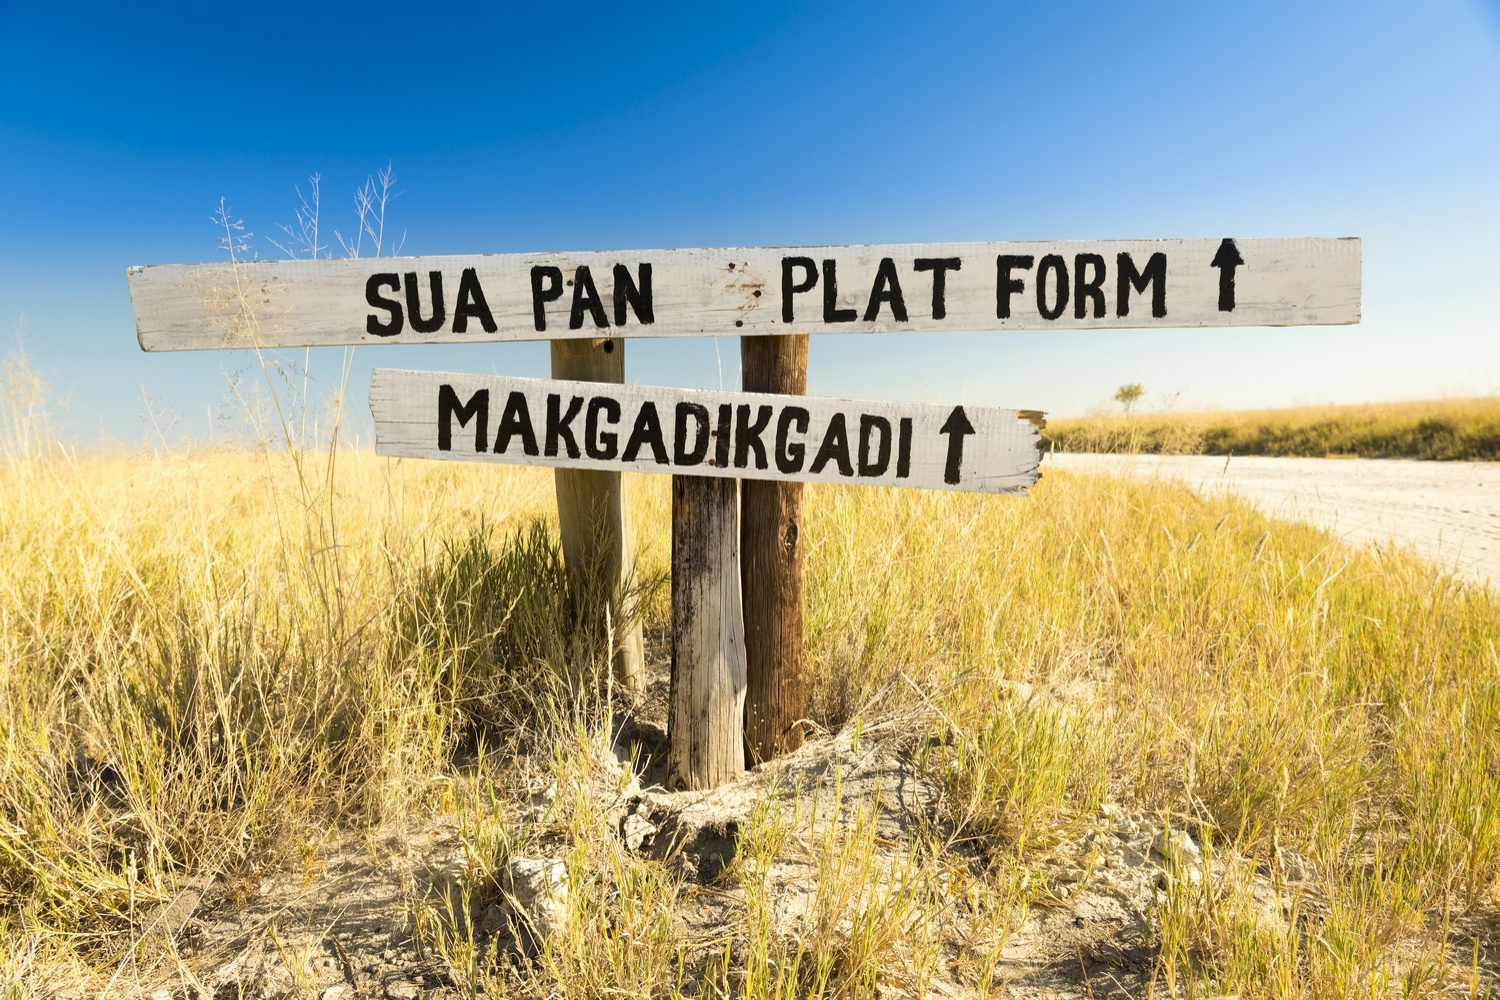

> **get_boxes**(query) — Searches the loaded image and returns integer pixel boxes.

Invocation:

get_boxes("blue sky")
[2,0,1497,445]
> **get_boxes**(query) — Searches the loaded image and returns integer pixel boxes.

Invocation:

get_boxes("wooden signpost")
[129,236,1362,791]
[548,338,643,694]
[367,370,1044,493]
[128,238,1361,350]
[740,335,808,763]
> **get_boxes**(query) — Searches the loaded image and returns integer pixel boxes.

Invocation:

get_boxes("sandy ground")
[1044,453,1500,591]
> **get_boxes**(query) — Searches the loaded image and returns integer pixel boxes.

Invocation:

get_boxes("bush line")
[1044,397,1500,460]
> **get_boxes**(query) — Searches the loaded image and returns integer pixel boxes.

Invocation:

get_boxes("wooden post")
[740,335,808,765]
[667,475,746,790]
[550,338,645,695]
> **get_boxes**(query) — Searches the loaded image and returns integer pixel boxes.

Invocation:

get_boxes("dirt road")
[1043,453,1500,591]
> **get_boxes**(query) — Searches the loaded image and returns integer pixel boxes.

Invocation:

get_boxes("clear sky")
[2,0,1497,446]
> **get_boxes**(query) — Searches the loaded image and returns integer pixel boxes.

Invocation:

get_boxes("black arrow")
[1211,238,1244,312]
[939,406,975,485]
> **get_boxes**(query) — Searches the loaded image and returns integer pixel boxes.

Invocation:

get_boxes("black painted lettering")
[896,418,912,478]
[1073,253,1106,319]
[493,391,538,456]
[622,402,669,464]
[1116,252,1167,318]
[822,259,857,323]
[585,396,621,459]
[939,406,975,485]
[712,404,733,468]
[734,404,773,469]
[366,273,403,336]
[1211,239,1243,312]
[569,266,609,329]
[531,266,564,331]
[781,256,817,323]
[810,413,853,476]
[1036,255,1069,321]
[913,257,960,320]
[674,402,710,465]
[775,406,809,474]
[857,414,892,476]
[863,257,908,323]
[612,263,654,326]
[405,271,446,334]
[996,255,1035,320]
[437,384,488,453]
[453,268,497,334]
[545,394,583,458]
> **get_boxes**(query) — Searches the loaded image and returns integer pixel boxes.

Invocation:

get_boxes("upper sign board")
[369,369,1044,494]
[130,238,1360,351]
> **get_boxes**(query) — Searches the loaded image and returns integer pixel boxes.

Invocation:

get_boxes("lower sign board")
[369,369,1044,494]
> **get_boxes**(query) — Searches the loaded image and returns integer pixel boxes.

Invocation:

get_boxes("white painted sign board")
[130,237,1360,351]
[369,369,1044,494]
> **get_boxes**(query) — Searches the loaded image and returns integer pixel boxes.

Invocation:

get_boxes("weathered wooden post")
[549,338,646,695]
[740,335,808,764]
[667,475,746,790]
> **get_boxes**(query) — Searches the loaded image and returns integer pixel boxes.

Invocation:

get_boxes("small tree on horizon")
[1114,383,1144,417]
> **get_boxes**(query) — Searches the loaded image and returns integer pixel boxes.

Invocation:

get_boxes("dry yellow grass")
[1,415,1498,995]
[1045,396,1500,459]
